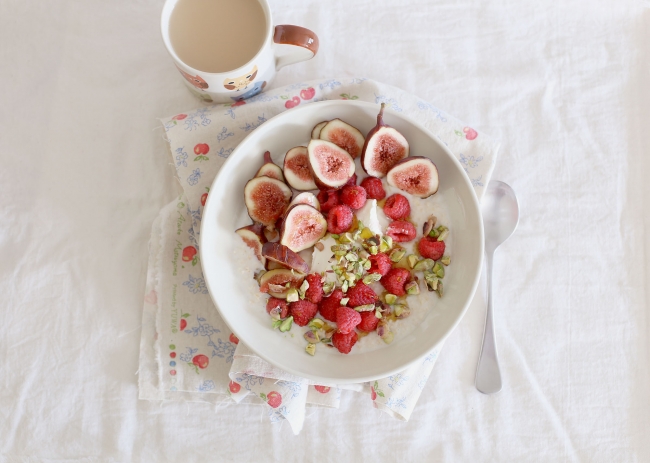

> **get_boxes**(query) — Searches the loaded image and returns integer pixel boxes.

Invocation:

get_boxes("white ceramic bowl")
[200,100,483,384]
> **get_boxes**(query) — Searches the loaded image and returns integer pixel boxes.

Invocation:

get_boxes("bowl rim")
[200,99,484,384]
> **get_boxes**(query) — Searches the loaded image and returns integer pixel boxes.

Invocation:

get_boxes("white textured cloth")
[1,0,649,460]
[138,78,498,434]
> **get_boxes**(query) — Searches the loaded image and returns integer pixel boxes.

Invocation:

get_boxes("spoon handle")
[475,250,503,394]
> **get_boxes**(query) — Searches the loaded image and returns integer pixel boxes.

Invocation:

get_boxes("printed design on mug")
[177,66,209,90]
[223,65,266,101]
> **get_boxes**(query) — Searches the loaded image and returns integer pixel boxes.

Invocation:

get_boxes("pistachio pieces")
[305,343,316,356]
[423,215,437,237]
[362,273,382,285]
[286,288,299,302]
[389,248,406,263]
[405,281,420,295]
[385,293,398,304]
[279,316,293,332]
[413,258,435,272]
[441,255,451,266]
[407,254,419,269]
[354,303,376,312]
[377,321,394,344]
[304,330,320,343]
[308,318,325,330]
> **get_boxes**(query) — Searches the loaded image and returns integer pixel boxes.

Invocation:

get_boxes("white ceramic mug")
[161,0,319,104]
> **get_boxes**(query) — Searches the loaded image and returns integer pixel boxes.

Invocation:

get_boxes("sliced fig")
[283,146,317,191]
[311,121,328,139]
[235,224,267,266]
[319,119,366,159]
[288,192,321,211]
[361,103,409,178]
[265,260,288,271]
[262,242,309,274]
[307,139,356,190]
[280,204,328,252]
[244,176,292,227]
[255,151,285,183]
[259,268,304,294]
[386,156,439,198]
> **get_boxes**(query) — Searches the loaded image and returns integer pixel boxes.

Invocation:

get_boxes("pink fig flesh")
[283,146,318,191]
[311,121,328,139]
[255,151,285,183]
[280,204,328,253]
[319,119,366,159]
[288,192,321,211]
[235,224,267,265]
[386,156,439,198]
[361,103,409,178]
[262,242,309,274]
[258,268,304,294]
[244,176,292,227]
[307,139,356,190]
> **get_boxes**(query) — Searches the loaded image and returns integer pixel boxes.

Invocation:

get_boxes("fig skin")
[244,176,292,227]
[280,204,328,253]
[235,224,267,266]
[262,242,309,274]
[311,121,328,139]
[288,192,321,211]
[319,119,366,159]
[255,151,286,183]
[283,146,318,191]
[307,139,356,190]
[386,156,440,198]
[259,268,305,294]
[361,103,410,178]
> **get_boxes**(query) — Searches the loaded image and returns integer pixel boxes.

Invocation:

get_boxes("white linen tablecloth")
[1,0,649,461]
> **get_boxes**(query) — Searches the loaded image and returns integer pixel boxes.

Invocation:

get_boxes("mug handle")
[273,25,319,70]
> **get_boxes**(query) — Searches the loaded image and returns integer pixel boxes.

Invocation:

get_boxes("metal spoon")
[475,180,520,394]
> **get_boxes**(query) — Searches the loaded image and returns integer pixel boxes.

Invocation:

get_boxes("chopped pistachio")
[286,288,299,302]
[385,293,398,304]
[441,255,451,266]
[345,252,359,262]
[354,262,364,275]
[423,215,437,237]
[320,337,332,344]
[413,258,435,271]
[375,309,383,319]
[363,259,372,270]
[308,318,325,330]
[377,321,393,344]
[340,232,355,243]
[433,262,445,278]
[393,304,406,317]
[354,303,376,312]
[269,307,282,321]
[436,281,444,298]
[322,281,335,296]
[340,297,349,306]
[342,281,349,292]
[369,245,379,255]
[428,228,440,239]
[407,255,419,269]
[304,330,320,343]
[380,236,393,252]
[363,273,382,285]
[437,229,449,242]
[272,319,282,329]
[305,343,316,356]
[405,281,420,295]
[332,244,351,252]
[390,248,406,263]
[424,271,438,291]
[360,227,375,239]
[330,234,340,240]
[279,316,293,332]
[298,280,310,299]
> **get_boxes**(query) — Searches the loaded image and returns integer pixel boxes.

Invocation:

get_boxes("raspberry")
[266,298,289,319]
[327,205,353,234]
[345,173,358,186]
[357,311,380,332]
[317,190,340,213]
[346,282,378,307]
[304,274,324,303]
[340,185,367,210]
[332,330,358,354]
[319,289,343,322]
[289,300,318,326]
[381,268,411,296]
[386,220,417,242]
[368,252,392,276]
[383,194,411,220]
[336,306,361,334]
[360,176,386,200]
[418,237,446,260]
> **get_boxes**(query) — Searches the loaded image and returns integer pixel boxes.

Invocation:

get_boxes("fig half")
[244,176,292,227]
[288,192,321,211]
[262,242,309,274]
[283,146,317,191]
[255,151,285,183]
[361,103,409,178]
[307,139,356,190]
[386,156,439,198]
[319,119,366,159]
[280,204,328,253]
[311,121,328,139]
[235,224,267,266]
[259,268,305,296]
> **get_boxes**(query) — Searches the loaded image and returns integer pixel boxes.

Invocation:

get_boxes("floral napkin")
[138,77,499,434]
